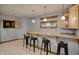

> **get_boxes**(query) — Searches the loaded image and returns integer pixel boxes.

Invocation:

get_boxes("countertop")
[27,32,79,44]
[27,32,79,39]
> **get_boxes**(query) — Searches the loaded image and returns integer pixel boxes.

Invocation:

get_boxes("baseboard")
[0,39,21,44]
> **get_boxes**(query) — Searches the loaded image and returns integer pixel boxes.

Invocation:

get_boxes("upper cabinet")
[59,13,69,28]
[69,5,79,29]
[40,16,58,28]
[59,5,79,29]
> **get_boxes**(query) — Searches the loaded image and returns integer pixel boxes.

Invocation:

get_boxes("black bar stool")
[57,41,68,55]
[40,37,51,55]
[29,35,39,52]
[23,34,30,48]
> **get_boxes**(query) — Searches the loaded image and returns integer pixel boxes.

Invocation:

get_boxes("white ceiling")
[0,4,72,18]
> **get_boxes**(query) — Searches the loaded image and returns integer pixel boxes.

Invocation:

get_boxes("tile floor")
[0,40,52,55]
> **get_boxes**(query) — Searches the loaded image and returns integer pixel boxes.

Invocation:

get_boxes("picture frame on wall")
[3,20,15,28]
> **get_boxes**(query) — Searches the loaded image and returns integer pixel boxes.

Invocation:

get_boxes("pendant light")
[32,9,35,23]
[44,6,47,21]
[61,4,65,20]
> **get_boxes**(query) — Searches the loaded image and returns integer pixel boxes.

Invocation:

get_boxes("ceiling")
[0,4,72,18]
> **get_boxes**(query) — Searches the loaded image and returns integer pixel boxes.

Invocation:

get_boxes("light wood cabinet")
[59,13,69,28]
[59,5,79,29]
[40,20,57,28]
[40,16,58,28]
[69,5,79,29]
[59,20,65,28]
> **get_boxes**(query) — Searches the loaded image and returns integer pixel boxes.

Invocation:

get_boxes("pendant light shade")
[61,16,65,20]
[32,9,35,23]
[44,18,47,21]
[32,19,35,23]
[61,4,65,20]
[44,6,47,21]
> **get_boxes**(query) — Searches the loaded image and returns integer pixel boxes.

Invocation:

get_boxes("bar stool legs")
[57,41,68,55]
[29,37,39,53]
[29,39,32,51]
[33,39,35,52]
[26,38,29,48]
[46,43,48,55]
[46,41,51,55]
[64,44,68,55]
[40,39,51,55]
[23,34,29,48]
[57,45,61,55]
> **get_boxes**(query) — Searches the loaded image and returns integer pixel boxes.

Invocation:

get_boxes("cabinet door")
[59,20,65,28]
[69,5,79,29]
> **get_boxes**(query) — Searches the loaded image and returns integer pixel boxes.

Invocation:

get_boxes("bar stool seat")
[40,37,51,55]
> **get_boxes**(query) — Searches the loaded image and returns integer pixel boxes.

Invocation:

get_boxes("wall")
[0,14,29,42]
[28,13,79,55]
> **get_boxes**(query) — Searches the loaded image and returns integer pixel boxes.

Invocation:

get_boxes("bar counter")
[27,32,79,44]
